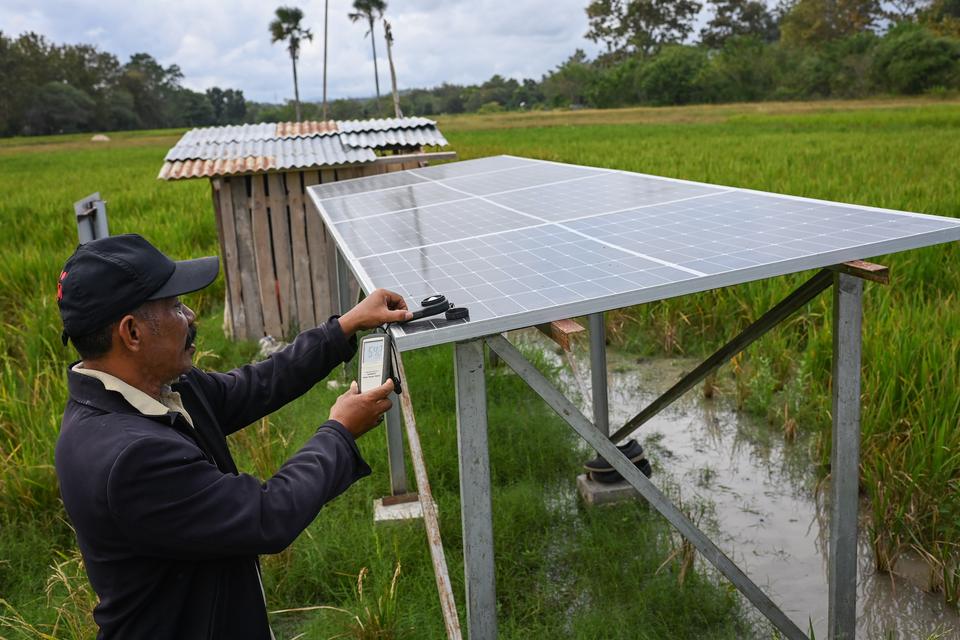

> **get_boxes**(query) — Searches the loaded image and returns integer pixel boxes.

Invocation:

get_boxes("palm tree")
[322,0,330,121]
[269,6,313,122]
[383,20,402,118]
[348,0,387,115]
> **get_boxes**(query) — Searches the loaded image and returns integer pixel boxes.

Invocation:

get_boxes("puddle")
[515,329,960,639]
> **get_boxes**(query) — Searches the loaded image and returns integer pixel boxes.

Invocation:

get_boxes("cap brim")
[148,256,219,300]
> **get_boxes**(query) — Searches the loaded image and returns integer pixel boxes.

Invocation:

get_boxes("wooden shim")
[536,319,586,352]
[267,173,296,334]
[285,172,316,331]
[251,175,283,337]
[303,171,333,323]
[831,260,889,285]
[230,177,264,338]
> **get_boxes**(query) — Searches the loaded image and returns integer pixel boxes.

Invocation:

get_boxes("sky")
[1,0,615,103]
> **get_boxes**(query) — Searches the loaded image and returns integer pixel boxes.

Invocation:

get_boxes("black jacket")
[55,319,371,640]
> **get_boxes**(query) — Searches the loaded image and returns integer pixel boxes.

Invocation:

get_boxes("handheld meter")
[358,331,396,394]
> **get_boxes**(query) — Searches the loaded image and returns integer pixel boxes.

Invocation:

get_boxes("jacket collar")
[66,362,180,427]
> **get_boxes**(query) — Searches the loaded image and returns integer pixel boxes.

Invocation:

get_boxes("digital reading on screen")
[358,333,390,393]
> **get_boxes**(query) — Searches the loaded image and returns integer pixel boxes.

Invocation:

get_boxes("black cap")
[58,234,219,342]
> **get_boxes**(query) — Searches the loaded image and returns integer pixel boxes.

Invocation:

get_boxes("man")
[54,233,412,639]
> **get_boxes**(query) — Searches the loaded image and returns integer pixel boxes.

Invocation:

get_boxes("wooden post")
[267,172,296,335]
[304,170,334,323]
[229,177,264,339]
[211,179,241,339]
[251,175,283,337]
[285,171,316,331]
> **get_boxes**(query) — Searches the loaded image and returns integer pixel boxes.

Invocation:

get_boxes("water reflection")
[521,330,959,639]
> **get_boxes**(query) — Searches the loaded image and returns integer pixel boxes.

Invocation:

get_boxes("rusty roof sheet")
[340,127,449,149]
[159,137,375,180]
[338,116,437,132]
[160,116,447,180]
[176,121,340,145]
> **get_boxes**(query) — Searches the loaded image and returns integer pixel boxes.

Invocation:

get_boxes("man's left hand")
[338,288,412,336]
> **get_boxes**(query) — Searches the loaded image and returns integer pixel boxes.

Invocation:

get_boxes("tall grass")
[439,98,960,603]
[0,127,751,636]
[2,98,957,636]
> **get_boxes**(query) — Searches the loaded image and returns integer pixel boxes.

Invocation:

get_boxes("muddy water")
[519,330,960,639]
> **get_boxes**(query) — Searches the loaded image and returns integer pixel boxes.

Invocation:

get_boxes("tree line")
[0,32,247,136]
[1,0,959,137]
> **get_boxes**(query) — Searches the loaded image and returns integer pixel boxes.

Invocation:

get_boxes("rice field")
[0,97,958,637]
[436,97,960,604]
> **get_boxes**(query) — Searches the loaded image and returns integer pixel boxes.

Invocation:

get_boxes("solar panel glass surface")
[307,155,960,351]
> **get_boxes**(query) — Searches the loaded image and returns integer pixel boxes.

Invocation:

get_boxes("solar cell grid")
[309,170,429,199]
[321,181,467,223]
[410,154,532,179]
[306,155,960,350]
[336,197,535,257]
[435,162,601,196]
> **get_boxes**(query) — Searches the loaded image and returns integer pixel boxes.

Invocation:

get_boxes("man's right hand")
[329,379,394,439]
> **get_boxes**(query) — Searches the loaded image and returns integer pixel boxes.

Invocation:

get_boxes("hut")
[159,117,453,340]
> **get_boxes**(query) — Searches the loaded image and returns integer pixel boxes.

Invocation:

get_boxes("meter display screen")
[363,339,384,362]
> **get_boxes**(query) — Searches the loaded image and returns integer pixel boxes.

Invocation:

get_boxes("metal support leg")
[384,393,408,495]
[485,335,808,640]
[829,273,862,640]
[589,312,609,436]
[454,340,497,640]
[339,247,411,500]
[611,269,834,443]
[335,249,352,316]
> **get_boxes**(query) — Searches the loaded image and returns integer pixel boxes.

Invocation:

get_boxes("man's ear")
[116,314,143,352]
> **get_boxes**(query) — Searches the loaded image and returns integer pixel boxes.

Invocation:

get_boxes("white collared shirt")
[71,364,194,427]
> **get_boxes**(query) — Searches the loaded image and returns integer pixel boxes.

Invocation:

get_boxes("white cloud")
[1,0,605,102]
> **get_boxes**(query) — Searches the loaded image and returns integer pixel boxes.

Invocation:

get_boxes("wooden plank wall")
[212,164,394,340]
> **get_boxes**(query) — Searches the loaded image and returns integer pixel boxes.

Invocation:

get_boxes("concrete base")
[373,494,424,523]
[577,473,640,506]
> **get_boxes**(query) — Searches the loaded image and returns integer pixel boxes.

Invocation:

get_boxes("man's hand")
[338,289,412,337]
[329,379,395,439]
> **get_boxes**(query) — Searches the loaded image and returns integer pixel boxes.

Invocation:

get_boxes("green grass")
[0,120,750,637]
[1,97,958,638]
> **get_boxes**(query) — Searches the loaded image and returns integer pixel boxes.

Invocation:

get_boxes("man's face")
[138,297,197,384]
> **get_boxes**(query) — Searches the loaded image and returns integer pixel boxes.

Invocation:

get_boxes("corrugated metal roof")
[275,120,339,138]
[159,137,375,180]
[177,121,340,145]
[341,127,449,149]
[339,117,436,132]
[160,116,447,180]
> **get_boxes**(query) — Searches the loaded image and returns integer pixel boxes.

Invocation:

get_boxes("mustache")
[185,325,197,350]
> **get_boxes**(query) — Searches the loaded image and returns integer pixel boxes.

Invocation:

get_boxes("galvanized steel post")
[335,249,352,316]
[589,312,609,436]
[485,334,808,640]
[454,340,498,640]
[336,248,409,496]
[74,193,109,244]
[829,273,863,640]
[384,394,408,496]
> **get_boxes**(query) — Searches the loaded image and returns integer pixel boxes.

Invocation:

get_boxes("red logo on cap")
[57,271,67,301]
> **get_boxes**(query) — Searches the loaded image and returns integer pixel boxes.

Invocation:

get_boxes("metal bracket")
[610,269,834,443]
[73,192,109,243]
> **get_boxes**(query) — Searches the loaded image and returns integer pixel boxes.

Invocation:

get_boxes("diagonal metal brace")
[485,334,809,640]
[610,269,834,443]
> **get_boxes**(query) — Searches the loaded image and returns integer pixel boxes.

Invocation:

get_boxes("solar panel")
[307,155,960,352]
